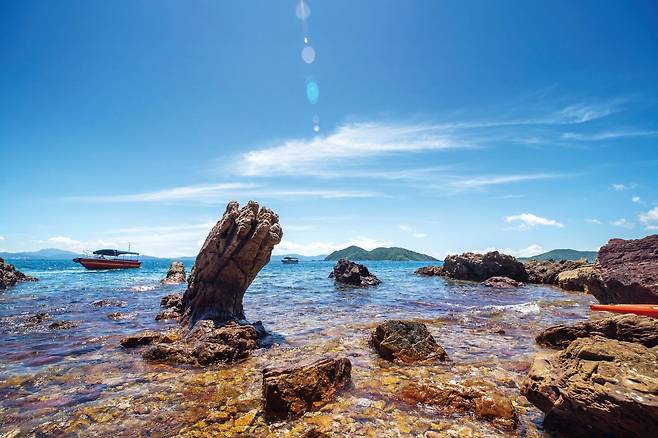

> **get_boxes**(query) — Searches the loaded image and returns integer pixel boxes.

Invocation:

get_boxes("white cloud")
[0,236,4,241]
[611,218,635,229]
[459,244,543,258]
[46,237,119,253]
[505,213,564,230]
[399,224,427,238]
[447,173,562,190]
[274,237,393,256]
[610,183,636,191]
[639,207,658,229]
[561,130,658,141]
[632,196,641,204]
[585,218,602,224]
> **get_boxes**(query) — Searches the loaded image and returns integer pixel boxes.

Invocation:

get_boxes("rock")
[142,320,265,366]
[587,235,658,304]
[0,257,37,290]
[107,312,128,320]
[161,261,186,285]
[442,252,527,282]
[536,314,658,349]
[524,258,590,285]
[49,320,78,330]
[157,293,183,321]
[120,331,178,348]
[329,258,380,287]
[482,276,523,288]
[401,379,518,431]
[181,201,282,327]
[155,309,181,321]
[556,266,597,292]
[415,265,444,276]
[91,299,127,308]
[26,312,50,324]
[262,356,352,421]
[370,320,448,364]
[520,337,658,436]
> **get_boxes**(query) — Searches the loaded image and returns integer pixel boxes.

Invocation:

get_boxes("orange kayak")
[590,304,658,318]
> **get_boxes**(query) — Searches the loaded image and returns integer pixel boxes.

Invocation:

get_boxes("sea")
[0,259,595,437]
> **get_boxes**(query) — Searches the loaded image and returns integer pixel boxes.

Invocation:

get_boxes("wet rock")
[26,312,50,324]
[142,320,265,366]
[262,356,352,421]
[556,266,597,292]
[482,276,522,288]
[107,312,127,320]
[156,293,183,321]
[300,428,330,438]
[161,261,186,285]
[536,314,658,349]
[181,201,282,327]
[91,299,127,308]
[524,258,590,285]
[329,258,380,287]
[49,320,78,330]
[370,320,448,364]
[586,235,658,304]
[520,337,658,437]
[415,265,443,276]
[401,379,518,431]
[0,257,37,290]
[442,251,528,282]
[120,331,178,348]
[155,309,181,321]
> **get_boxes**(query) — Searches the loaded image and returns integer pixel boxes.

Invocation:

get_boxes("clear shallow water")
[0,259,595,437]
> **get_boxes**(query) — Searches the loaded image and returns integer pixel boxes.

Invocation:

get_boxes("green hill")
[521,249,598,263]
[324,246,437,262]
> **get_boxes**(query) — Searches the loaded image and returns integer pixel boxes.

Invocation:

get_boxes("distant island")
[0,248,196,262]
[520,249,598,263]
[324,246,437,262]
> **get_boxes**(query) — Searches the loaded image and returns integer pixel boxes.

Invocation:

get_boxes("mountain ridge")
[324,246,437,262]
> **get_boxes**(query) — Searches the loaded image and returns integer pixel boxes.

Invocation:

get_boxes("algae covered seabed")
[0,260,594,437]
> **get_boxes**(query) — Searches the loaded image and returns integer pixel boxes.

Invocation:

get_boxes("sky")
[2,0,658,258]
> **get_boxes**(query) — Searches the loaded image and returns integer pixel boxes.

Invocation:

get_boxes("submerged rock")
[0,257,37,290]
[536,314,658,349]
[415,265,443,276]
[49,320,78,330]
[520,337,658,437]
[586,235,658,304]
[161,261,186,285]
[262,356,352,421]
[442,251,527,282]
[401,379,518,431]
[370,320,448,364]
[120,331,178,348]
[523,258,590,285]
[329,258,380,287]
[556,266,596,292]
[482,276,523,288]
[107,312,128,320]
[26,312,50,324]
[91,299,127,308]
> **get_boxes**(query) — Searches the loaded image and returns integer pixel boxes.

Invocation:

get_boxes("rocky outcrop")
[536,314,658,350]
[262,356,352,421]
[401,379,518,431]
[520,337,658,437]
[329,258,380,286]
[161,261,186,285]
[370,320,448,364]
[415,265,443,276]
[120,331,178,348]
[586,235,658,304]
[524,258,590,285]
[181,201,282,327]
[156,293,183,321]
[556,266,597,292]
[0,258,37,290]
[442,252,527,282]
[482,276,522,288]
[91,299,127,308]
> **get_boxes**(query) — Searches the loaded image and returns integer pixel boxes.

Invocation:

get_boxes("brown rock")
[415,265,443,276]
[120,331,178,348]
[536,314,658,349]
[262,356,352,421]
[0,257,37,290]
[91,299,127,308]
[556,265,597,292]
[401,379,518,430]
[524,258,590,285]
[161,261,186,285]
[26,312,50,324]
[442,251,527,282]
[329,258,380,286]
[49,320,78,330]
[520,337,658,437]
[370,320,448,364]
[155,309,181,321]
[107,312,128,320]
[157,293,183,321]
[482,276,523,288]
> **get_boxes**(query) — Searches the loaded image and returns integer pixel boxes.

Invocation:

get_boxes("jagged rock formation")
[329,258,380,286]
[262,356,352,420]
[0,257,37,290]
[442,251,527,282]
[520,337,658,437]
[161,261,186,285]
[156,293,183,321]
[181,201,282,327]
[370,320,448,364]
[415,265,443,276]
[401,379,518,431]
[482,276,522,288]
[556,266,596,292]
[586,235,658,304]
[524,258,590,285]
[536,314,658,350]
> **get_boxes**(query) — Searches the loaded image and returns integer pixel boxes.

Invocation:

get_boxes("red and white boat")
[73,249,141,270]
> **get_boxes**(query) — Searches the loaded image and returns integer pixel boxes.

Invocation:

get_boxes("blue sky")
[2,0,658,257]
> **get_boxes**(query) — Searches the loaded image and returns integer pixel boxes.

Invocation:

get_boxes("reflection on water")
[0,259,595,436]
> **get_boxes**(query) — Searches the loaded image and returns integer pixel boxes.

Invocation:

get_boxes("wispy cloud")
[610,183,636,191]
[585,218,602,224]
[505,213,564,230]
[562,129,658,141]
[447,173,563,190]
[457,244,544,258]
[611,218,635,229]
[0,236,4,241]
[639,207,658,230]
[399,224,427,238]
[274,237,393,256]
[632,196,642,204]
[46,236,119,253]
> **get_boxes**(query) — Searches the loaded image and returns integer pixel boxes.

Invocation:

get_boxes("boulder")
[442,251,527,282]
[120,331,178,348]
[536,314,658,350]
[520,337,658,437]
[0,258,37,290]
[556,266,597,292]
[524,258,590,285]
[161,261,186,285]
[49,320,78,330]
[262,356,352,421]
[107,312,128,320]
[329,258,380,286]
[587,235,658,304]
[156,293,183,321]
[401,379,518,431]
[482,276,523,288]
[370,320,448,364]
[415,265,444,276]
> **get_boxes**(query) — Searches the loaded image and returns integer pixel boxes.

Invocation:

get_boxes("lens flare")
[296,1,311,20]
[301,46,316,64]
[306,80,319,104]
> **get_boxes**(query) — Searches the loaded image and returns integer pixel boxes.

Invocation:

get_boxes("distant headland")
[324,245,437,262]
